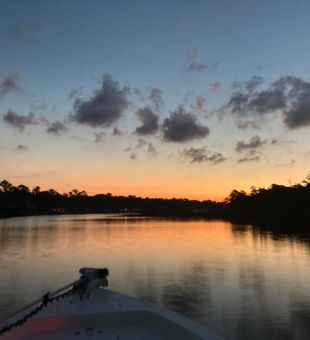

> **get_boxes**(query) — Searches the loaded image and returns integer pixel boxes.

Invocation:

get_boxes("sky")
[1,0,310,201]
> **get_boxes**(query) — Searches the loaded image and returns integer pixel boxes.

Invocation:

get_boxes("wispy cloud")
[181,147,226,164]
[0,75,21,99]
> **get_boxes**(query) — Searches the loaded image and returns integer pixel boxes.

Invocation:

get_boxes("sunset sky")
[1,0,310,200]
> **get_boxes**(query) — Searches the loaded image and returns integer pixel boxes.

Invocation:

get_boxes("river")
[1,214,310,339]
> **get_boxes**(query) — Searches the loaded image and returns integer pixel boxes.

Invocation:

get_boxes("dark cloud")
[71,74,129,127]
[0,75,20,99]
[211,82,221,93]
[47,121,68,135]
[223,75,310,129]
[236,135,266,152]
[15,145,29,151]
[162,107,209,142]
[3,109,41,130]
[186,53,208,72]
[284,95,310,129]
[181,147,226,164]
[247,88,286,114]
[149,87,164,111]
[135,108,159,135]
[227,92,249,115]
[245,75,264,92]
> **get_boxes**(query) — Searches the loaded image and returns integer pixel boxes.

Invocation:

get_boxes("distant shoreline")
[1,178,310,229]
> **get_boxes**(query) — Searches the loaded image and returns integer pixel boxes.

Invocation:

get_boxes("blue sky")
[1,0,310,199]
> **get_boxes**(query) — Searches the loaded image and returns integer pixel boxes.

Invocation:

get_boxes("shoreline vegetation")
[0,176,310,227]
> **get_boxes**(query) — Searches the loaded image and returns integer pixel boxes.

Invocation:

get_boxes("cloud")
[186,53,208,72]
[211,82,221,93]
[236,120,260,129]
[6,22,41,41]
[149,87,164,111]
[147,143,157,156]
[162,107,209,142]
[113,127,123,136]
[71,74,129,127]
[245,75,264,93]
[3,109,42,130]
[194,96,207,112]
[284,94,310,129]
[135,107,159,135]
[94,131,105,143]
[47,121,68,135]
[238,154,260,163]
[236,135,266,152]
[181,147,226,164]
[135,138,148,149]
[125,139,157,158]
[0,75,20,99]
[15,144,29,151]
[130,152,137,160]
[222,75,310,129]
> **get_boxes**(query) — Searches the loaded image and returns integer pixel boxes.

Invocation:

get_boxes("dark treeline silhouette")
[1,175,310,225]
[0,179,222,218]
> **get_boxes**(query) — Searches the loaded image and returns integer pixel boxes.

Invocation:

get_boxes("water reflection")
[1,215,310,339]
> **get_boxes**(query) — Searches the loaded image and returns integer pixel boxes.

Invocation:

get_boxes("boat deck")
[1,288,221,339]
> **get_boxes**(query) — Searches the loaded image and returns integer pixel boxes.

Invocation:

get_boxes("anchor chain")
[0,279,86,336]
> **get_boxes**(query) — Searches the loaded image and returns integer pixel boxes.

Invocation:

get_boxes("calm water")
[1,215,310,339]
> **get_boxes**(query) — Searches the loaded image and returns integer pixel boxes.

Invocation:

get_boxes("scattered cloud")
[236,135,266,152]
[130,152,137,160]
[245,75,264,93]
[47,121,68,135]
[238,154,260,163]
[3,109,43,130]
[162,107,209,142]
[147,143,157,156]
[94,131,105,143]
[221,75,310,129]
[194,96,207,112]
[14,144,29,151]
[71,74,129,127]
[133,88,144,100]
[125,139,157,158]
[113,127,123,136]
[186,53,208,72]
[0,75,21,99]
[149,87,164,111]
[236,120,260,130]
[211,82,221,93]
[135,138,148,149]
[135,107,159,135]
[181,147,226,164]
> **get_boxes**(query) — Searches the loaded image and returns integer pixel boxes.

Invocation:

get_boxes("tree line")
[1,175,310,225]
